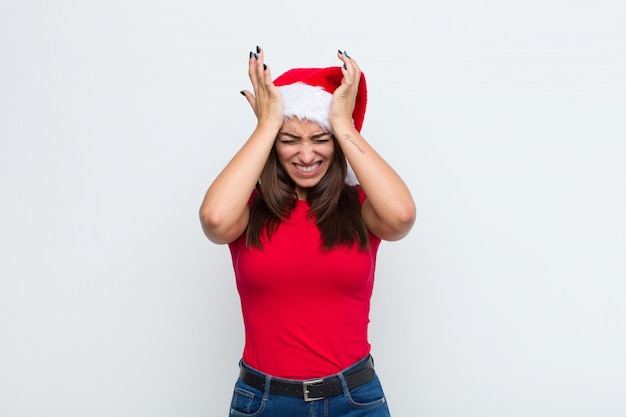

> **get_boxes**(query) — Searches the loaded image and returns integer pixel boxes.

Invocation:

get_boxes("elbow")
[199,204,246,245]
[401,204,417,229]
[199,206,220,233]
[381,201,416,241]
[364,197,416,241]
[393,202,417,239]
[199,206,228,244]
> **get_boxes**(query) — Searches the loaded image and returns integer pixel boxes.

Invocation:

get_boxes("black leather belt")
[239,356,376,402]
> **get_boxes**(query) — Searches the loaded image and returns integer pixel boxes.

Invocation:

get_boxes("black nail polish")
[240,91,245,96]
[263,64,267,70]
[256,45,261,53]
[338,49,342,54]
[343,64,347,70]
[249,51,253,59]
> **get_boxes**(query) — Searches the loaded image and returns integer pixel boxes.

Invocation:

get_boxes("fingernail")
[343,64,347,70]
[253,53,258,60]
[240,91,245,96]
[263,64,267,70]
[338,49,342,54]
[249,51,253,59]
[256,45,261,53]
[343,50,351,59]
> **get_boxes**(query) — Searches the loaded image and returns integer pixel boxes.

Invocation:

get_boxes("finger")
[334,54,359,96]
[254,45,268,82]
[240,89,258,116]
[248,50,261,91]
[255,46,275,90]
[337,50,348,71]
[347,55,361,74]
[337,50,360,83]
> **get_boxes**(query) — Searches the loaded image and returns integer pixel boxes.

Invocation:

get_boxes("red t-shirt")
[228,187,381,379]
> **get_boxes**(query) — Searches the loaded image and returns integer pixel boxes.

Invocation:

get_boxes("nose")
[298,142,315,164]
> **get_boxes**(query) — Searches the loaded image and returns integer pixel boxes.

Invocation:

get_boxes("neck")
[295,187,307,200]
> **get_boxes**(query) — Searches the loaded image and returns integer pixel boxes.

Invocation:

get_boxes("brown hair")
[246,136,369,250]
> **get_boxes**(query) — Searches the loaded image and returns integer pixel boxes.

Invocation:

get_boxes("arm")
[199,47,284,244]
[330,52,416,241]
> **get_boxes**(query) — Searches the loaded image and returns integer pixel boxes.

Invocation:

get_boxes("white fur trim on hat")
[277,83,333,132]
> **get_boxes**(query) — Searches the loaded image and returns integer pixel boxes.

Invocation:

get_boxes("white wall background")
[1,1,625,416]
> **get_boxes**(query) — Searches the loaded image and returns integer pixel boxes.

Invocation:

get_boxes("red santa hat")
[274,67,367,185]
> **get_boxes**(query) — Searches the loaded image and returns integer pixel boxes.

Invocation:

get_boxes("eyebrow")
[277,132,333,140]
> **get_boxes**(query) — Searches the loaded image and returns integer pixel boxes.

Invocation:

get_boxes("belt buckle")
[302,378,324,402]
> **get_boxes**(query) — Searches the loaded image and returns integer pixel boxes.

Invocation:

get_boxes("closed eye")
[311,133,333,143]
[278,139,299,144]
[277,133,333,144]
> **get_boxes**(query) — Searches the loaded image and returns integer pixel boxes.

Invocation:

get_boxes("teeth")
[295,163,319,173]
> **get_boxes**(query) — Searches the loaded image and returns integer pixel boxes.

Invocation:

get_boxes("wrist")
[255,118,283,135]
[330,119,357,135]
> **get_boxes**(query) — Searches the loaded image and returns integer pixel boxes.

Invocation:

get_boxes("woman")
[200,46,416,417]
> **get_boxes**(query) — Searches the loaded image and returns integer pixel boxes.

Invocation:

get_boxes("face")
[275,118,335,199]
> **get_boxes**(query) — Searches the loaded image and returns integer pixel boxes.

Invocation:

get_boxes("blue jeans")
[228,355,391,417]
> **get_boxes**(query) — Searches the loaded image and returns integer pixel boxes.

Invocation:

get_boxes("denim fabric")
[228,355,391,417]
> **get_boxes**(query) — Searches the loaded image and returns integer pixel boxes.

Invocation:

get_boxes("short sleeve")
[354,186,367,206]
[247,189,259,207]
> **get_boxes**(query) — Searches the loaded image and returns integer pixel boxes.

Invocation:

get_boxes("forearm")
[199,123,279,243]
[333,122,416,240]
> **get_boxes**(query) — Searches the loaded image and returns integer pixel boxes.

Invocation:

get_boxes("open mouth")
[294,162,321,175]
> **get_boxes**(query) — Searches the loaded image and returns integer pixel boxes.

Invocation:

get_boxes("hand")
[329,50,362,131]
[240,46,284,129]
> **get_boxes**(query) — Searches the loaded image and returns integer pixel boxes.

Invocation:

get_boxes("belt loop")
[263,374,272,400]
[336,369,351,396]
